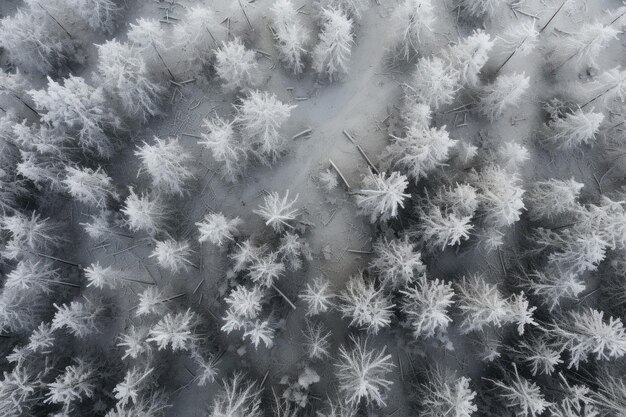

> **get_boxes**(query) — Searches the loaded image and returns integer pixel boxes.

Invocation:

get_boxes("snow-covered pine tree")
[312,8,354,81]
[51,300,102,337]
[551,21,619,68]
[121,188,169,235]
[44,359,95,409]
[488,364,551,417]
[247,251,285,288]
[199,116,248,183]
[456,274,510,333]
[479,72,530,121]
[278,232,312,271]
[1,212,64,258]
[271,0,311,74]
[147,309,199,351]
[446,30,494,87]
[299,276,337,316]
[526,267,586,311]
[525,178,583,221]
[95,40,163,121]
[17,150,64,192]
[173,6,225,76]
[356,171,410,223]
[458,0,504,18]
[63,166,119,209]
[208,373,262,417]
[544,108,604,149]
[390,0,435,60]
[369,237,425,289]
[215,38,262,91]
[514,335,563,376]
[225,285,264,320]
[335,336,394,407]
[400,275,455,338]
[387,125,457,180]
[196,213,242,247]
[4,259,60,294]
[243,319,276,349]
[29,75,121,157]
[0,6,77,74]
[302,319,332,359]
[113,366,154,407]
[318,0,369,19]
[406,56,460,109]
[418,204,474,251]
[150,239,194,273]
[494,21,539,73]
[473,165,525,228]
[254,190,299,232]
[235,90,295,163]
[420,372,477,417]
[495,142,529,171]
[135,137,193,195]
[338,272,394,334]
[127,18,169,70]
[583,66,626,108]
[63,0,119,33]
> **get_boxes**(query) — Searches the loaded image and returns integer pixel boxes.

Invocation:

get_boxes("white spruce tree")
[225,285,264,320]
[4,259,60,294]
[584,66,626,108]
[135,137,193,195]
[356,171,410,223]
[319,0,369,19]
[418,205,474,251]
[551,21,619,68]
[488,365,551,417]
[208,373,262,417]
[456,275,510,333]
[199,116,248,183]
[446,30,494,87]
[302,319,332,359]
[271,0,311,74]
[113,367,154,407]
[17,150,64,192]
[479,72,530,121]
[51,300,102,338]
[545,109,604,149]
[243,319,276,349]
[526,268,586,311]
[150,239,194,273]
[215,38,262,91]
[496,142,529,171]
[196,213,242,247]
[400,275,455,338]
[406,56,460,110]
[458,0,504,18]
[369,237,425,289]
[312,8,354,81]
[235,90,295,163]
[494,21,539,71]
[63,166,119,209]
[473,165,525,228]
[95,40,163,121]
[29,75,121,157]
[64,0,119,33]
[147,309,199,351]
[390,0,435,60]
[247,251,285,288]
[514,336,563,376]
[45,359,95,409]
[1,212,64,258]
[121,188,169,235]
[387,125,457,180]
[254,190,299,232]
[525,178,583,221]
[338,272,394,334]
[299,276,337,316]
[420,372,477,417]
[278,232,312,271]
[335,336,394,407]
[127,18,168,69]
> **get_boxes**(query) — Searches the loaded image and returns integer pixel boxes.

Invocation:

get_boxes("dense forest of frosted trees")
[0,0,625,416]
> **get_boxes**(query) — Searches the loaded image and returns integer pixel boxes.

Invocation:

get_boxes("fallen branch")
[329,159,351,189]
[292,128,312,139]
[271,284,296,310]
[343,130,379,174]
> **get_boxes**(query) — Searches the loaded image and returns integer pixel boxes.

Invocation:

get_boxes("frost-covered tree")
[271,0,310,74]
[0,364,43,416]
[147,309,198,351]
[526,268,586,311]
[401,275,455,338]
[29,75,121,157]
[299,276,336,316]
[230,239,264,273]
[113,367,153,407]
[458,0,504,18]
[254,190,299,232]
[551,309,626,369]
[208,373,262,417]
[446,30,494,87]
[95,40,163,121]
[495,142,529,171]
[318,0,368,19]
[199,116,248,183]
[64,0,119,33]
[172,6,225,75]
[312,8,354,81]
[420,373,477,417]
[387,125,457,180]
[551,21,619,68]
[243,319,276,349]
[338,272,394,334]
[127,18,168,67]
[370,237,425,289]
[488,365,551,417]
[0,7,77,74]
[526,178,583,221]
[85,262,152,289]
[196,213,242,247]
[51,300,102,337]
[407,57,460,109]
[150,239,194,273]
[584,66,626,108]
[456,275,510,333]
[418,205,474,250]
[235,91,295,163]
[215,38,262,91]
[247,252,285,288]
[336,336,394,407]
[390,0,435,60]
[507,292,537,336]
[303,319,332,359]
[17,150,64,192]
[1,212,64,258]
[494,21,539,73]
[479,72,530,121]
[135,287,167,318]
[225,285,264,320]
[63,166,119,209]
[473,165,525,228]
[356,171,410,223]
[544,109,604,149]
[117,325,150,359]
[514,336,563,376]
[278,232,312,271]
[135,137,193,195]
[0,68,36,114]
[122,188,169,235]
[45,359,95,409]
[4,260,61,296]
